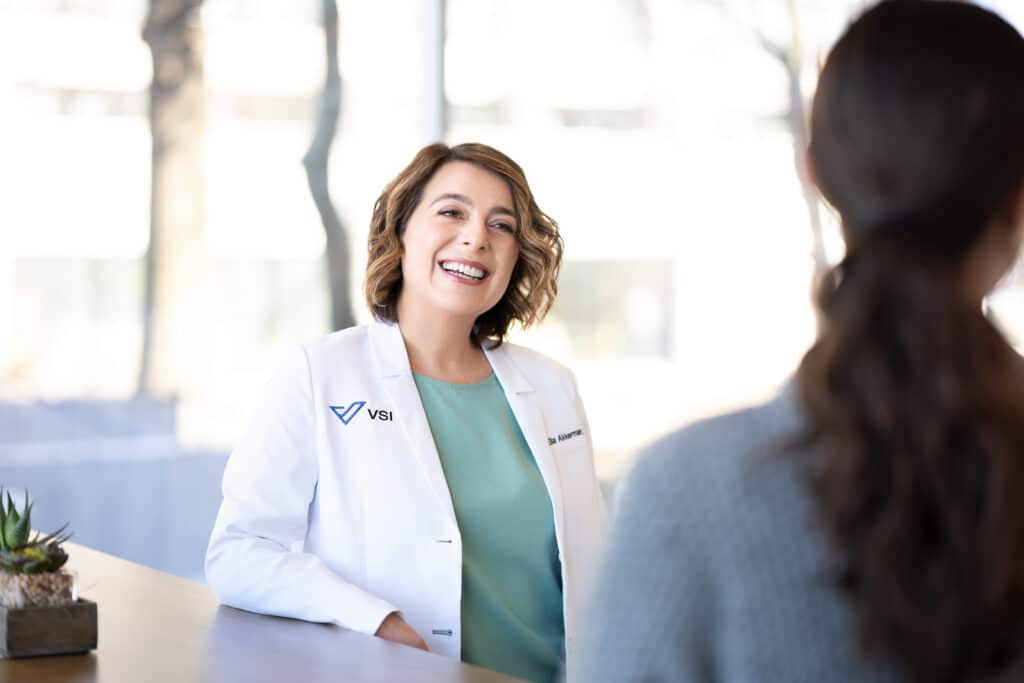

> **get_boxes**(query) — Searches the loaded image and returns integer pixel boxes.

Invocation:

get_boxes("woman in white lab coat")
[205,142,606,683]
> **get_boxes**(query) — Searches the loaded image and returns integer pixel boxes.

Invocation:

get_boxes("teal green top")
[413,371,565,683]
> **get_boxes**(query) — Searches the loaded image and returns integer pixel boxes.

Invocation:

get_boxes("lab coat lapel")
[369,321,458,527]
[484,344,567,541]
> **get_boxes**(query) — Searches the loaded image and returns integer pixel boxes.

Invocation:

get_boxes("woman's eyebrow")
[429,192,473,207]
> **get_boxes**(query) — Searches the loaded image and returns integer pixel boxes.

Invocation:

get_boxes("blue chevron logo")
[329,402,366,425]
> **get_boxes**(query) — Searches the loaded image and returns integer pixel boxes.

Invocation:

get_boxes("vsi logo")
[330,402,366,425]
[329,402,393,425]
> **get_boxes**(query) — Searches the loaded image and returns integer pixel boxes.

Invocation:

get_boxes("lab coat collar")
[369,320,458,527]
[368,320,411,378]
[368,319,534,395]
[483,340,533,395]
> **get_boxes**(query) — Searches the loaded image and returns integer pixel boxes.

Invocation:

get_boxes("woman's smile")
[438,259,490,285]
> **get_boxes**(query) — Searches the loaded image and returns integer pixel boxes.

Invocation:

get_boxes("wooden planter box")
[0,598,96,658]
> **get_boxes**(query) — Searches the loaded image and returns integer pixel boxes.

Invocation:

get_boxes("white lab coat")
[205,320,607,664]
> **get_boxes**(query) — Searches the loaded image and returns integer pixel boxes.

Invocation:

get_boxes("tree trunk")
[303,0,355,332]
[138,0,207,397]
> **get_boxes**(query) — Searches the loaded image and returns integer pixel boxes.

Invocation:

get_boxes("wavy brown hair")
[798,2,1024,682]
[364,142,563,347]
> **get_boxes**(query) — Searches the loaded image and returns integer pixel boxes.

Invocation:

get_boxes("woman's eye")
[439,208,462,218]
[492,223,515,233]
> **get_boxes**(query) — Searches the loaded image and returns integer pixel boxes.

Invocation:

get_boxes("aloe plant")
[0,489,71,575]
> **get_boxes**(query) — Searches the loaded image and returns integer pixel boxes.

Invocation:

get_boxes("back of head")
[811,0,1024,252]
[798,2,1024,682]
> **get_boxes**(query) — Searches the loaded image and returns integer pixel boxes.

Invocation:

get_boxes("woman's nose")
[459,217,489,250]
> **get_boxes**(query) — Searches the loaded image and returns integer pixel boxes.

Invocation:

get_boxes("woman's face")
[397,161,520,325]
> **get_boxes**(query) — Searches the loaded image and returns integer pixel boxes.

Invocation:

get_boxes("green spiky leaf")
[31,523,71,548]
[11,500,31,548]
[1,501,18,557]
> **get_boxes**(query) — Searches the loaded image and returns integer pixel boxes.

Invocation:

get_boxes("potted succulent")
[0,488,96,658]
[0,490,73,609]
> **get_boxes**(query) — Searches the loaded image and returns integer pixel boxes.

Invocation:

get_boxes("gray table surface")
[1,542,527,683]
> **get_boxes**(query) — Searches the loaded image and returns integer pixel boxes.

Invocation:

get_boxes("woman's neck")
[396,300,492,384]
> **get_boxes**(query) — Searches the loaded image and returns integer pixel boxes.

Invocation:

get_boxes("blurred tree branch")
[138,0,207,397]
[704,0,829,279]
[303,0,355,332]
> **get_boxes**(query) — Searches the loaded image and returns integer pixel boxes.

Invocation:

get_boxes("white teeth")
[441,261,486,279]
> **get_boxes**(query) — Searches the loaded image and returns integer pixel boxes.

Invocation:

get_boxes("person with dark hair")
[575,2,1024,682]
[206,143,606,683]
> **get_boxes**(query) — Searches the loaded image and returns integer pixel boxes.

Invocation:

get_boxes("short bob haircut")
[364,142,563,347]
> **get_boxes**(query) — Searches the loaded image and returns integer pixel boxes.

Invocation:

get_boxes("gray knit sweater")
[574,384,1021,683]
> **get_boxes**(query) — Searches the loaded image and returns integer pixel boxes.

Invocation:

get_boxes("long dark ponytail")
[798,2,1024,681]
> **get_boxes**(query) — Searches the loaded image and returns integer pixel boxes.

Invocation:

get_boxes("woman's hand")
[375,612,429,651]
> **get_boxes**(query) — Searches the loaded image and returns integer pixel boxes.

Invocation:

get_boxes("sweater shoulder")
[624,388,805,516]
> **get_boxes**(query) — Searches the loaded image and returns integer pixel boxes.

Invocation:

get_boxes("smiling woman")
[396,161,523,354]
[205,142,607,683]
[365,143,563,348]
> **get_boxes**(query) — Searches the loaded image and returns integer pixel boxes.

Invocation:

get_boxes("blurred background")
[2,0,1023,582]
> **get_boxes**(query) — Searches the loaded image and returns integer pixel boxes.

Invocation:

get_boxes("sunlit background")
[2,0,1023,581]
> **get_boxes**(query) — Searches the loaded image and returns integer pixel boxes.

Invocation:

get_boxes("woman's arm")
[204,346,400,637]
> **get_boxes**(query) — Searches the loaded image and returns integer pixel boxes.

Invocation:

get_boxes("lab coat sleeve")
[205,345,399,636]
